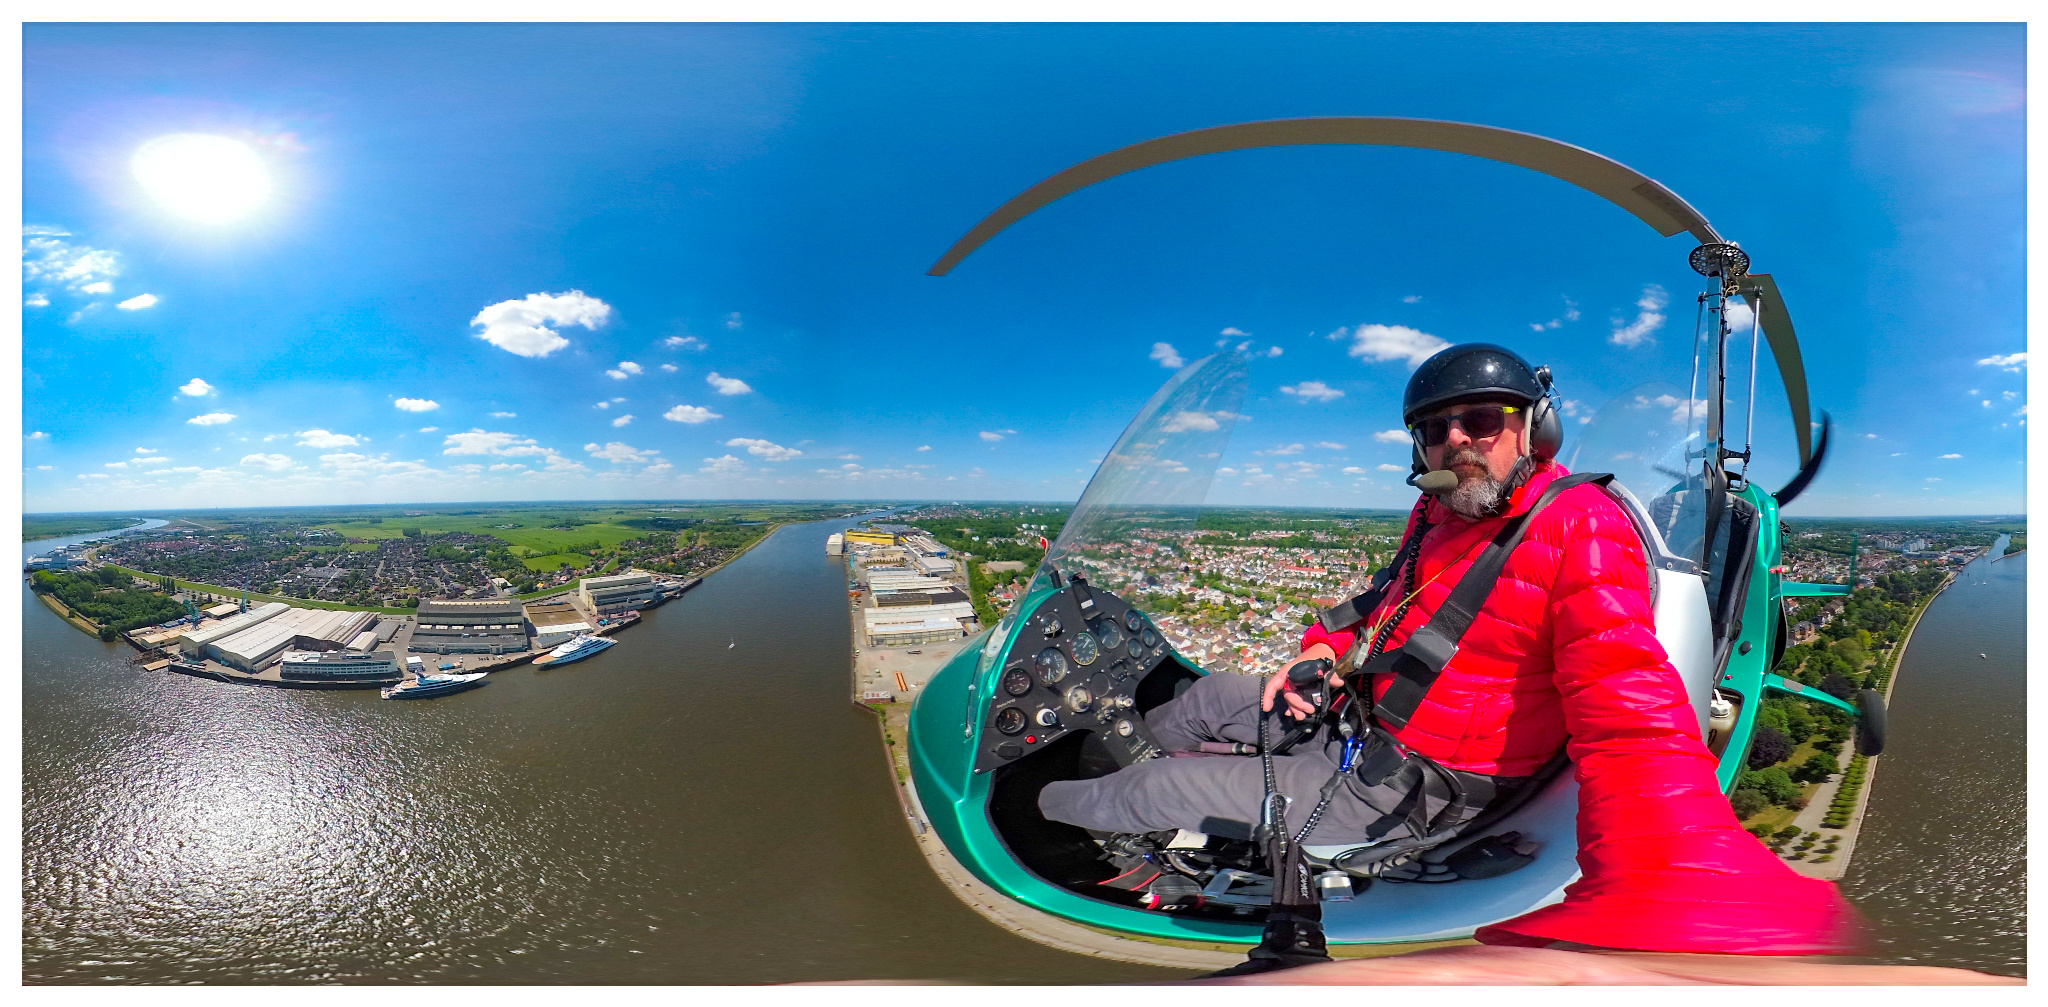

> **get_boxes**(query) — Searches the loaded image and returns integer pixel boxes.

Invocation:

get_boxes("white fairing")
[1312,482,1716,942]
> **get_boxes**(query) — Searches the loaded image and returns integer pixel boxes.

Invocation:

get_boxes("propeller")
[1773,411,1832,508]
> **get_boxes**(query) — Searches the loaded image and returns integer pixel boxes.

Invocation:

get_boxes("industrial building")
[844,530,896,548]
[579,571,657,615]
[412,599,529,654]
[278,649,403,685]
[863,601,974,648]
[177,602,289,656]
[524,600,593,648]
[207,608,379,672]
[826,533,844,556]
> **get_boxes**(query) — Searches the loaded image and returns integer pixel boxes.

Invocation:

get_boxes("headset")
[1408,364,1565,494]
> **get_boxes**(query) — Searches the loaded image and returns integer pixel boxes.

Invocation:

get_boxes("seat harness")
[1206,472,1610,979]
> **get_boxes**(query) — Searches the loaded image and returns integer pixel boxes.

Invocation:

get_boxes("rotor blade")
[1774,412,1830,508]
[928,117,1723,276]
[1736,273,1815,469]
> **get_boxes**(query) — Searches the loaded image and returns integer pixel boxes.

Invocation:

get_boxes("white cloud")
[178,378,215,397]
[469,290,612,358]
[486,411,517,420]
[116,293,159,311]
[1372,429,1411,444]
[1531,298,1580,331]
[240,453,294,471]
[489,463,526,472]
[1864,433,1878,439]
[103,461,128,469]
[1341,466,1366,475]
[23,231,121,297]
[1977,352,2027,372]
[726,437,801,461]
[1219,327,1246,336]
[979,429,1018,442]
[1314,441,1345,450]
[917,445,931,451]
[78,473,108,480]
[723,312,743,330]
[595,401,610,409]
[660,363,678,373]
[1265,346,1283,358]
[418,426,438,433]
[1609,285,1669,347]
[1149,342,1185,369]
[295,429,361,449]
[606,361,644,380]
[1939,453,1962,459]
[134,447,155,453]
[1400,295,1422,304]
[1342,324,1449,367]
[441,429,547,456]
[1281,380,1343,402]
[612,414,633,427]
[26,431,49,440]
[187,412,235,426]
[706,372,753,396]
[1377,463,1406,473]
[701,454,745,474]
[585,441,660,464]
[25,292,49,307]
[664,335,703,349]
[394,398,440,412]
[1263,443,1305,456]
[1158,410,1244,434]
[664,404,722,424]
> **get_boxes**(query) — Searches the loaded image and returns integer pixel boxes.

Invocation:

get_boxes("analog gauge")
[995,707,1027,735]
[1065,686,1093,713]
[1124,610,1144,633]
[1087,671,1110,698]
[1142,627,1160,649]
[1001,667,1034,697]
[1034,611,1064,638]
[1115,718,1137,738]
[1069,630,1100,666]
[1035,647,1070,684]
[1094,619,1126,652]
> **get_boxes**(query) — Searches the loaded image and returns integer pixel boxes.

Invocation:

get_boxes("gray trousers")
[1038,673,1479,846]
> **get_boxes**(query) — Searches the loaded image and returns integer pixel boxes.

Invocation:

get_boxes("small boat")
[532,634,616,667]
[1980,653,1988,659]
[381,672,488,700]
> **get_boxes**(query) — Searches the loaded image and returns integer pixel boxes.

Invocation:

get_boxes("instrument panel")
[975,575,1174,772]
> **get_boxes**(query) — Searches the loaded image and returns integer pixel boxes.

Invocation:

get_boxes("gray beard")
[1444,471,1508,520]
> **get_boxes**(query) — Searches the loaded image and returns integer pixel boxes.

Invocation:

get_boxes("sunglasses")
[1410,404,1522,448]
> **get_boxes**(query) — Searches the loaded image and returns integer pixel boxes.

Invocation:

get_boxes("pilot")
[1039,342,1858,955]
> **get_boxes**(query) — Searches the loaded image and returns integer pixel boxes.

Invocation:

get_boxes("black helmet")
[1402,343,1547,425]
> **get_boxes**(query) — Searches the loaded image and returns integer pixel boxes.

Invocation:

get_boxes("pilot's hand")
[1264,644,1340,721]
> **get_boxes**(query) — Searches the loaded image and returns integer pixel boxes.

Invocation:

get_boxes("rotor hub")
[1689,242,1750,278]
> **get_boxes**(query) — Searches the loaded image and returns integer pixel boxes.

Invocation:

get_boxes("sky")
[18,23,2027,516]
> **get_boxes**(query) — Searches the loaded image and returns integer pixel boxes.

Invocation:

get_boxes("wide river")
[21,521,2025,982]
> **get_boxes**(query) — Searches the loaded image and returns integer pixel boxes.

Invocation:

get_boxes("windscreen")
[1568,381,1711,569]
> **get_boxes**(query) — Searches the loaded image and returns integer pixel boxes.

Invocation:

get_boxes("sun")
[131,134,272,224]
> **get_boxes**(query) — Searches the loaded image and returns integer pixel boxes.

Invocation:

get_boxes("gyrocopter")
[903,118,1885,959]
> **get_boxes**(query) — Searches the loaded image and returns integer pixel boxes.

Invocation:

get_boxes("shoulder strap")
[1318,501,1432,634]
[1367,473,1612,731]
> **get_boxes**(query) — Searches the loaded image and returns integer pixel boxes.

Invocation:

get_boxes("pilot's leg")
[1140,671,1269,752]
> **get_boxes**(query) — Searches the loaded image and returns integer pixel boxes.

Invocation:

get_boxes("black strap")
[1366,473,1613,732]
[1318,500,1432,634]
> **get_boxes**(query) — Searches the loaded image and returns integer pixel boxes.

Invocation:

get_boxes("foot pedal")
[1141,874,1205,910]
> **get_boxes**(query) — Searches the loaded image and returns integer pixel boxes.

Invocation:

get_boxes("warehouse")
[413,599,529,654]
[208,608,379,671]
[579,571,657,615]
[862,600,975,648]
[177,601,289,656]
[524,600,593,648]
[278,649,403,685]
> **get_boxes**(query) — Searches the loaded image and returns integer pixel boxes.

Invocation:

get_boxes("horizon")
[22,24,2025,518]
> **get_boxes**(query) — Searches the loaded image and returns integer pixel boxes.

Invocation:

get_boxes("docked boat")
[380,672,488,700]
[531,633,615,667]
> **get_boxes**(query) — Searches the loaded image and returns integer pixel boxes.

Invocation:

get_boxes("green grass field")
[317,512,647,553]
[521,553,593,572]
[24,515,144,541]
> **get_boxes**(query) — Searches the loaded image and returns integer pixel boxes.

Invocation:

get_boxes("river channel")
[21,520,2026,981]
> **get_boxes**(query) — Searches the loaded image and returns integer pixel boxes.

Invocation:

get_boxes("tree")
[1820,671,1857,701]
[1740,767,1800,805]
[1746,724,1794,770]
[1729,788,1769,820]
[1795,750,1839,783]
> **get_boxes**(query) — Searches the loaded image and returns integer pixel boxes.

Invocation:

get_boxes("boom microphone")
[1409,470,1458,494]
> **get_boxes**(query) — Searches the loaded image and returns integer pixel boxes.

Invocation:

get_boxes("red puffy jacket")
[1300,462,1859,954]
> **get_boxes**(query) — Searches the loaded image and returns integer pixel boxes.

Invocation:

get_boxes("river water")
[1837,536,2026,978]
[21,520,2026,982]
[22,519,1180,984]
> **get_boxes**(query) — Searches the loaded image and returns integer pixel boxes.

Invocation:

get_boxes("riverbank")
[1783,568,1955,881]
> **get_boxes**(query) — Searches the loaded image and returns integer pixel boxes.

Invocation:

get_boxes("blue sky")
[20,23,2025,516]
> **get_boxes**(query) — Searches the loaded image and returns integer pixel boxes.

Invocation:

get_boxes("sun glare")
[132,134,272,224]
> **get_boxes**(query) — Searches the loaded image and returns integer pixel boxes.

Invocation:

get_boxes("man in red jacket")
[1039,343,1858,955]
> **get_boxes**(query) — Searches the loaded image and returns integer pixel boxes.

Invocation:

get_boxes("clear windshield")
[978,351,1251,666]
[1567,381,1711,569]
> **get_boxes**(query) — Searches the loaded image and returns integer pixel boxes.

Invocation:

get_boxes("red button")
[1025,736,1037,744]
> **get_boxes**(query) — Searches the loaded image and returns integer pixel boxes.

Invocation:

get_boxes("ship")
[531,633,616,668]
[380,672,488,700]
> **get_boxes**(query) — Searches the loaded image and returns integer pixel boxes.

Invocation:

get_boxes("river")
[1837,536,2026,978]
[22,518,1180,984]
[20,520,2025,981]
